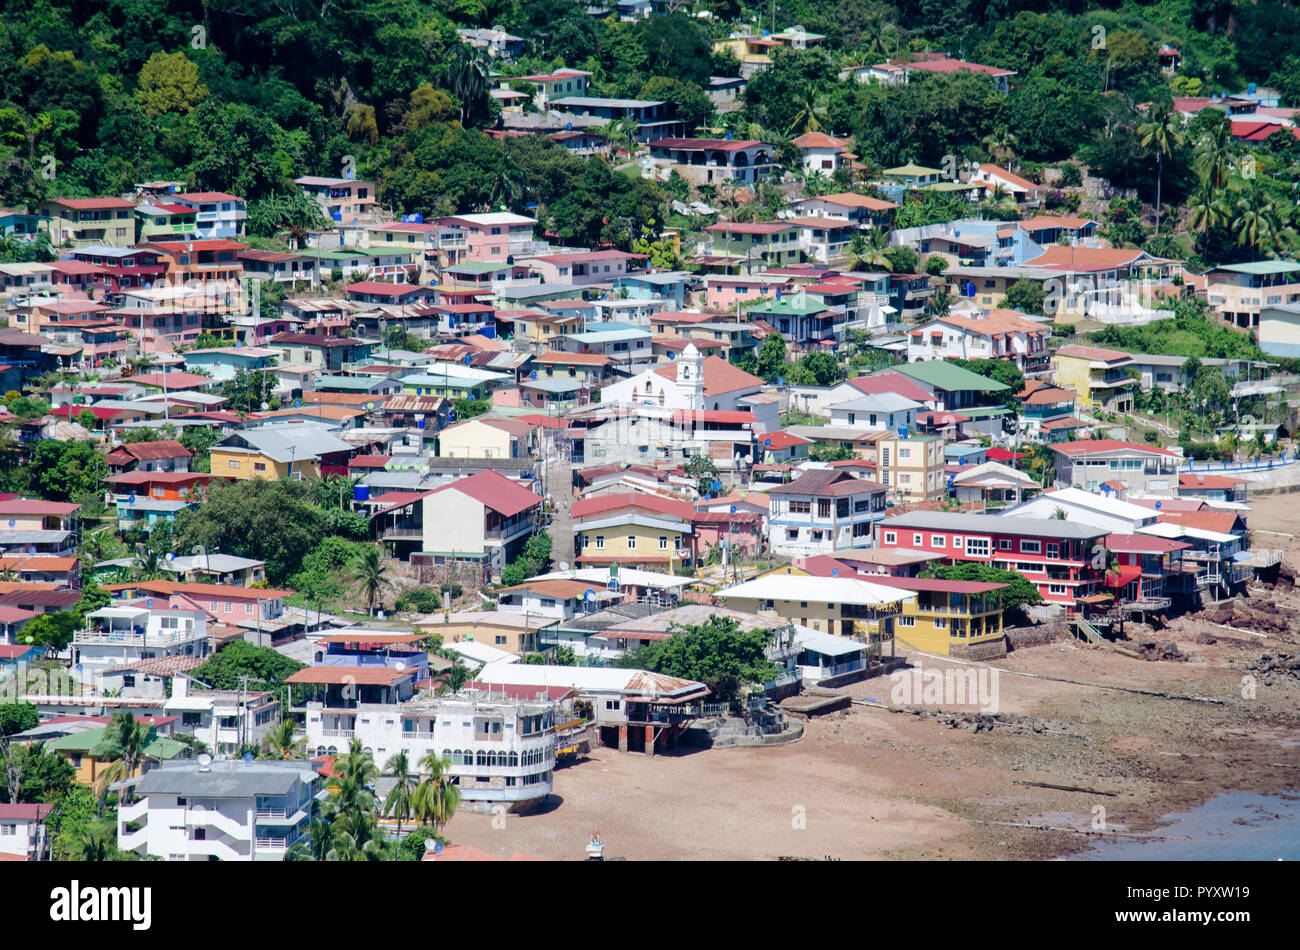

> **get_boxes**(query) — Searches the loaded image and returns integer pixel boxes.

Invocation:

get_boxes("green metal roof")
[883,163,943,176]
[297,249,370,262]
[748,298,827,316]
[891,361,1011,392]
[1214,260,1300,275]
[50,727,186,760]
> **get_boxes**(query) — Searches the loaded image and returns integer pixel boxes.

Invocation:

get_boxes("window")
[659,536,668,550]
[897,615,915,627]
[913,533,923,546]
[952,536,964,548]
[594,535,604,550]
[789,500,811,514]
[965,538,990,557]
[932,535,946,547]
[998,539,1013,551]
[883,532,896,544]
[1048,583,1067,595]
[933,616,947,628]
[1046,543,1059,559]
[626,535,636,550]
[818,499,832,518]
[605,700,620,710]
[1020,540,1041,554]
[786,528,799,540]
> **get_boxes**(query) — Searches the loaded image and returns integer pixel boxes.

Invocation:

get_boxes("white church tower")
[675,343,705,409]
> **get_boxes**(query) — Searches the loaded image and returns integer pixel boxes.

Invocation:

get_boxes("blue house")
[612,271,692,307]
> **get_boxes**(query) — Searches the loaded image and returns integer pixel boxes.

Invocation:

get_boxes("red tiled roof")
[572,492,695,521]
[1052,439,1177,458]
[760,430,814,450]
[105,439,192,461]
[344,281,423,296]
[427,469,543,517]
[1054,344,1132,363]
[847,373,934,403]
[1178,473,1248,489]
[1158,511,1245,534]
[651,355,764,397]
[650,137,761,151]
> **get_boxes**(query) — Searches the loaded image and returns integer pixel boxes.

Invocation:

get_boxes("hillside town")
[0,0,1298,869]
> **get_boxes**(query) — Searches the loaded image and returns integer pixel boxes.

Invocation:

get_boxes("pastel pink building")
[704,274,796,311]
[432,212,543,264]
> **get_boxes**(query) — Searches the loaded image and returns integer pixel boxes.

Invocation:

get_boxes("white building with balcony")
[116,758,324,861]
[302,689,558,807]
[72,604,209,679]
[164,678,281,756]
[766,469,888,556]
[0,803,52,860]
[171,192,248,239]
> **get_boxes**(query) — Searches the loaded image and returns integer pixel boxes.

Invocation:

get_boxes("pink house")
[431,212,542,264]
[704,274,796,310]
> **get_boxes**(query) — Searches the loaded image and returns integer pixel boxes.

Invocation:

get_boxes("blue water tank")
[481,325,496,339]
[354,484,370,502]
[897,426,909,438]
[412,213,424,223]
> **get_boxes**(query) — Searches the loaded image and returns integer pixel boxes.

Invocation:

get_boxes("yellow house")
[1051,344,1136,412]
[209,425,354,481]
[48,727,186,785]
[716,571,912,648]
[751,565,1006,657]
[437,416,538,459]
[571,493,694,571]
[414,609,551,655]
[209,445,320,481]
[870,431,945,502]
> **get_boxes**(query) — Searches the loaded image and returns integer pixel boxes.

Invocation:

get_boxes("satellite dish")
[1155,500,1162,509]
[167,552,175,560]
[261,401,269,411]
[558,561,570,572]
[764,438,772,448]
[394,660,406,671]
[730,505,737,514]
[146,598,155,608]
[584,588,595,601]
[197,753,213,770]
[832,567,839,577]
[6,520,12,528]
[294,398,302,408]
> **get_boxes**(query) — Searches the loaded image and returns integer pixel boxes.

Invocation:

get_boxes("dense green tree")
[190,640,306,693]
[173,478,328,585]
[28,440,106,503]
[618,615,780,702]
[918,562,1042,614]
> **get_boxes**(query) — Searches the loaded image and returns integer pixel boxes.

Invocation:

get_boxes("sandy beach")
[442,493,1300,861]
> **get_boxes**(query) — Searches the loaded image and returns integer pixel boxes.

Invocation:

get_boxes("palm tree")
[1053,507,1068,520]
[446,45,488,126]
[982,127,1019,165]
[1188,182,1230,260]
[383,751,417,838]
[321,740,388,860]
[848,226,891,271]
[1137,105,1186,235]
[1194,120,1234,193]
[131,544,165,582]
[351,545,391,616]
[286,814,332,861]
[414,750,460,832]
[438,659,471,695]
[262,719,305,760]
[924,285,952,319]
[786,88,830,136]
[1232,181,1285,256]
[92,711,156,804]
[603,115,640,159]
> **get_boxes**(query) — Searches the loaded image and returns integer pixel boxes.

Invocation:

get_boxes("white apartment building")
[164,678,281,756]
[827,392,922,431]
[906,310,1051,373]
[303,690,558,806]
[117,758,324,861]
[72,604,209,679]
[766,469,888,557]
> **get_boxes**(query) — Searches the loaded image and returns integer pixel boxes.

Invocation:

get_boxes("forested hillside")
[2,1,1298,258]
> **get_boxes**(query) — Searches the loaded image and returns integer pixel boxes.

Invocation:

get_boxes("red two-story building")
[876,510,1106,607]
